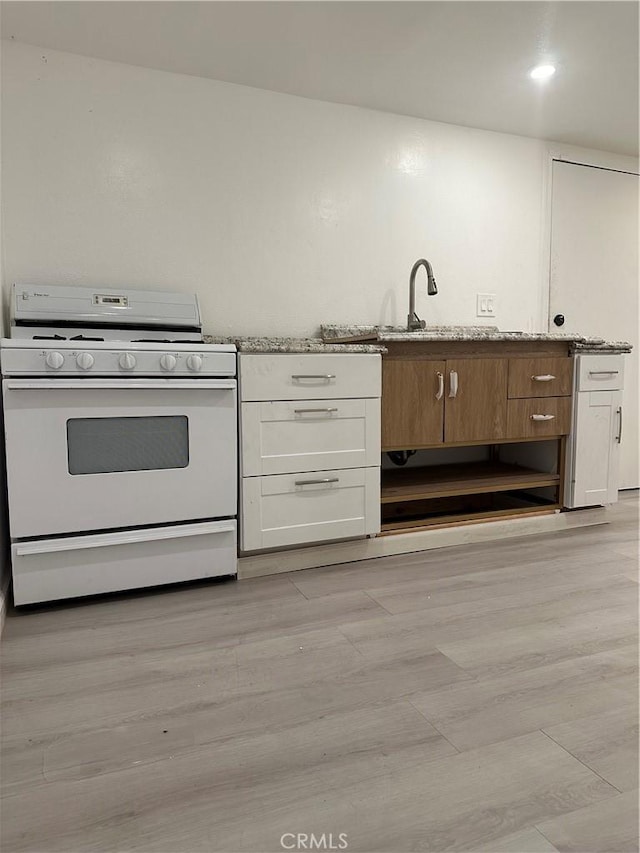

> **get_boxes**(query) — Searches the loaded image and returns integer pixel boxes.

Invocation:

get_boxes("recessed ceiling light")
[530,64,556,81]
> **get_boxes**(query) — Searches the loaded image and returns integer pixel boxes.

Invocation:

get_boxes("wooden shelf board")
[380,503,560,534]
[381,461,560,504]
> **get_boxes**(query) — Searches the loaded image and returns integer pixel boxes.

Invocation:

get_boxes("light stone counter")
[320,325,632,353]
[203,335,386,354]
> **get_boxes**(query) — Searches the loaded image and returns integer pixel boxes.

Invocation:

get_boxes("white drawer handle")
[436,371,444,401]
[588,370,619,376]
[295,477,340,487]
[294,407,338,415]
[531,374,556,382]
[530,414,555,421]
[291,374,336,381]
[448,370,458,398]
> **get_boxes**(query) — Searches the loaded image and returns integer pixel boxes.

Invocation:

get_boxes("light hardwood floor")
[1,496,638,853]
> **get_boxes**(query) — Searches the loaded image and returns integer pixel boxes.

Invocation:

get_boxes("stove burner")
[69,335,105,342]
[33,334,66,340]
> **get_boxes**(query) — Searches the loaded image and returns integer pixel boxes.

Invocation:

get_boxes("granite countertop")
[203,335,386,354]
[202,328,631,355]
[320,325,632,353]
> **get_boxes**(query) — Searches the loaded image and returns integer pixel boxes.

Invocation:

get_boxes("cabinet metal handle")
[448,370,458,398]
[531,374,556,382]
[294,407,338,415]
[295,477,340,487]
[530,414,555,421]
[616,406,623,443]
[589,370,619,376]
[436,371,444,401]
[291,374,336,381]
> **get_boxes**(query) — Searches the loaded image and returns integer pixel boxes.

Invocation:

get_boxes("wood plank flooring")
[1,493,638,852]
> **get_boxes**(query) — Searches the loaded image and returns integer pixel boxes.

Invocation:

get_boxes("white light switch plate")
[476,293,496,317]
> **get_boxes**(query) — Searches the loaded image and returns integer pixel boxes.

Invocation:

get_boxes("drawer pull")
[588,370,619,377]
[530,414,555,421]
[294,407,338,415]
[448,370,458,398]
[295,477,340,487]
[291,374,336,381]
[436,371,444,401]
[531,374,556,382]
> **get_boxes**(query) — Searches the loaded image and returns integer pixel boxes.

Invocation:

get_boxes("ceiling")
[1,1,638,156]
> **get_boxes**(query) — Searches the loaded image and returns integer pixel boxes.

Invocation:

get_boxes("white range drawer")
[11,521,237,605]
[241,398,380,476]
[241,467,380,551]
[577,354,625,391]
[239,353,381,402]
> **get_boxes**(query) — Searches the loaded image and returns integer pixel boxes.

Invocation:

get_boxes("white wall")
[1,40,637,341]
[0,40,552,336]
[2,42,634,335]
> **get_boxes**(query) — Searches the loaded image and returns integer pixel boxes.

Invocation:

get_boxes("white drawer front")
[239,353,381,402]
[11,521,237,605]
[241,467,380,551]
[577,354,625,391]
[241,398,380,476]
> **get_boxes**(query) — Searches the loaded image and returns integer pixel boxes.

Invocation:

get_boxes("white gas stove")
[1,284,238,606]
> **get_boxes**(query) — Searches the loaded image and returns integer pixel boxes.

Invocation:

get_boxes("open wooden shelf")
[380,503,559,533]
[381,461,560,504]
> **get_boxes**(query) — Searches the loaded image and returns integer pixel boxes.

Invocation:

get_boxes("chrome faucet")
[407,258,438,331]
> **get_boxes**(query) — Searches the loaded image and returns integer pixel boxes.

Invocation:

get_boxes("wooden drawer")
[506,397,572,438]
[241,467,380,551]
[241,398,380,476]
[239,353,381,402]
[576,354,625,391]
[508,357,573,398]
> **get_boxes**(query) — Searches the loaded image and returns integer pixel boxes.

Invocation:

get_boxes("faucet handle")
[407,312,427,332]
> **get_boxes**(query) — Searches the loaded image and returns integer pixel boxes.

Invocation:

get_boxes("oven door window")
[67,416,189,475]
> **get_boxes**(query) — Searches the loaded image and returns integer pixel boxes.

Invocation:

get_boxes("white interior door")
[549,159,639,489]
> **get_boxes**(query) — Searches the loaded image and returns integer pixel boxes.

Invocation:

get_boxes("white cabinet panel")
[241,467,380,551]
[577,354,625,392]
[12,521,237,605]
[566,390,622,507]
[241,398,380,476]
[239,353,381,402]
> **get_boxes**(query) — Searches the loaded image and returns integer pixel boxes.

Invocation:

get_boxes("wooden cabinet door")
[382,359,445,450]
[444,359,508,443]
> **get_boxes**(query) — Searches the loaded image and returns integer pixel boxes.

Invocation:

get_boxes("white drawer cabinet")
[239,353,381,552]
[241,398,380,476]
[565,354,625,507]
[242,467,380,551]
[577,354,625,391]
[239,353,381,401]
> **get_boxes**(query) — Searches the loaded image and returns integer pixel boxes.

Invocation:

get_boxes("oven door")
[2,378,237,538]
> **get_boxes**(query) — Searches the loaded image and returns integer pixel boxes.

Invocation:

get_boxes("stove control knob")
[119,353,137,371]
[76,352,94,370]
[45,351,64,370]
[186,354,203,372]
[160,353,177,371]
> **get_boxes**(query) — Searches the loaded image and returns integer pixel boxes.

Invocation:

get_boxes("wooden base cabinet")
[379,341,578,532]
[382,347,574,451]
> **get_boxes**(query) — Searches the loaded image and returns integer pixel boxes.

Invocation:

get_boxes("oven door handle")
[3,379,237,391]
[14,520,237,556]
